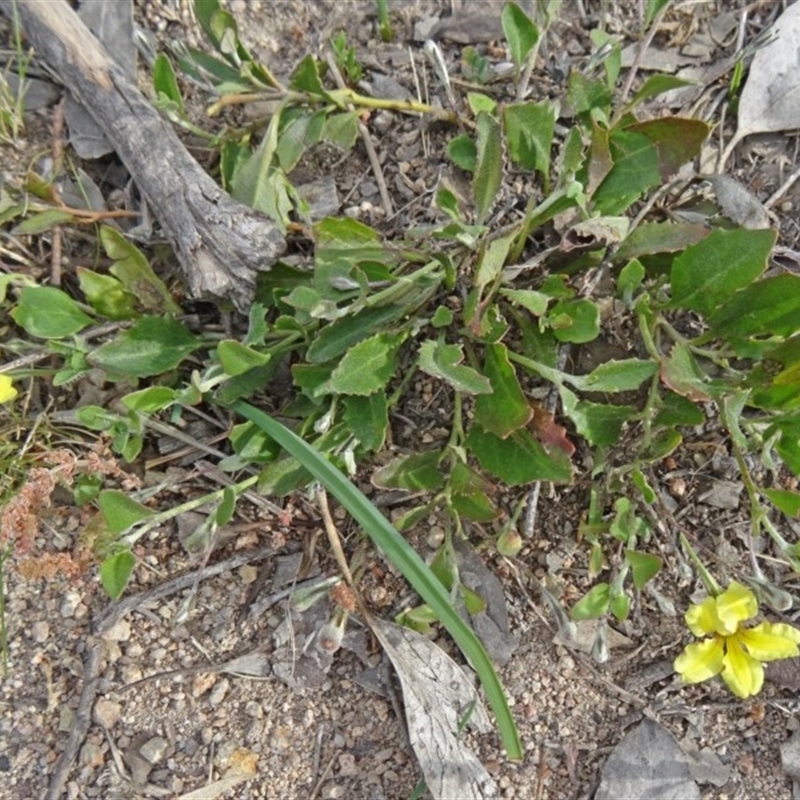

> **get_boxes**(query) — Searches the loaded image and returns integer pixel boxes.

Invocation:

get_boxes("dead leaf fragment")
[732,3,800,150]
[595,718,700,800]
[370,618,498,800]
[705,175,771,230]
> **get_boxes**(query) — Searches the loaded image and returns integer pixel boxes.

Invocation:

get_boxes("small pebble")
[140,736,169,765]
[60,591,82,618]
[93,698,122,729]
[31,621,50,643]
[101,619,131,642]
[209,678,230,707]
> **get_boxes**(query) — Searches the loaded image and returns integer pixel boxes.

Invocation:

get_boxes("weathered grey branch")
[2,0,285,311]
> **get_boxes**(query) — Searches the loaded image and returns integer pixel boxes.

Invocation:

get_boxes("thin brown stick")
[619,2,670,104]
[324,53,394,217]
[43,546,275,793]
[314,484,355,588]
[96,543,275,634]
[45,640,103,800]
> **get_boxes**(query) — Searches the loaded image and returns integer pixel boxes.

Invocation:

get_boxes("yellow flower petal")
[739,622,800,662]
[674,637,724,683]
[685,596,722,637]
[721,635,763,698]
[715,581,757,633]
[0,375,17,404]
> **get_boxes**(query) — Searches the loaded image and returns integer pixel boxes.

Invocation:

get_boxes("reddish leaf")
[530,404,576,456]
[625,118,710,180]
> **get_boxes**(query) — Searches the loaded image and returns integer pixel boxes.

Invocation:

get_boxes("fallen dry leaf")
[729,3,800,154]
[369,617,498,800]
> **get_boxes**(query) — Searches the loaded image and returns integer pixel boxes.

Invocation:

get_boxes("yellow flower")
[0,375,17,404]
[674,581,800,698]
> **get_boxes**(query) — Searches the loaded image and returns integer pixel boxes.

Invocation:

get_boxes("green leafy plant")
[5,4,800,790]
[331,31,363,84]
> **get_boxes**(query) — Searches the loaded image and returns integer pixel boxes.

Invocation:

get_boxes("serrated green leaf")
[215,486,237,526]
[307,305,404,363]
[578,358,657,392]
[276,108,325,172]
[99,550,136,600]
[571,583,610,620]
[763,488,800,518]
[614,221,710,263]
[653,390,704,427]
[217,340,272,376]
[372,451,445,492]
[289,54,328,95]
[546,298,599,343]
[98,489,154,535]
[501,1,539,67]
[474,343,532,437]
[122,387,178,413]
[343,392,388,451]
[418,340,492,395]
[625,550,662,590]
[153,53,183,111]
[559,386,634,447]
[625,117,709,181]
[473,112,502,223]
[100,226,181,315]
[707,274,800,339]
[466,424,572,485]
[660,343,712,402]
[322,110,359,149]
[503,101,555,188]
[474,232,514,294]
[592,130,660,215]
[89,316,200,377]
[431,305,454,327]
[77,268,138,320]
[12,209,75,235]
[448,134,477,171]
[324,332,399,395]
[500,288,550,316]
[669,228,776,315]
[566,71,612,116]
[11,286,93,339]
[450,462,498,522]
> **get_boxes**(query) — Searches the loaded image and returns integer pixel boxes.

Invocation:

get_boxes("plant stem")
[122,475,259,546]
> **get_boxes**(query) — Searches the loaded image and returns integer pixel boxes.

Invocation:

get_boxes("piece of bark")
[65,0,137,158]
[1,0,285,311]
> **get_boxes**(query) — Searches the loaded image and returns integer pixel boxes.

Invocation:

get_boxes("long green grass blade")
[231,399,523,760]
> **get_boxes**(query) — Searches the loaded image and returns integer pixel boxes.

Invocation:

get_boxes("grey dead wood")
[1,0,286,311]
